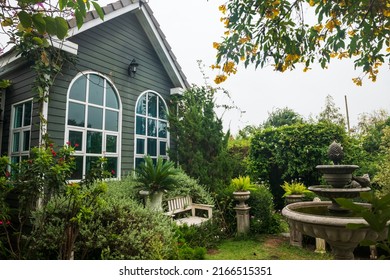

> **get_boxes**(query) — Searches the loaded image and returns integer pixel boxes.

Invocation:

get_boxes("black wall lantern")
[128,59,139,78]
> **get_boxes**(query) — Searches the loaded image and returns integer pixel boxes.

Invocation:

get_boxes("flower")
[218,5,227,14]
[214,74,227,84]
[213,42,221,49]
[352,77,362,86]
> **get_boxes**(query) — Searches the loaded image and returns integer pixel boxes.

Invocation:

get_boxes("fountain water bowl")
[282,201,388,259]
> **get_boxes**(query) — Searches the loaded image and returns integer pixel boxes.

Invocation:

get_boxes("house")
[0,0,189,179]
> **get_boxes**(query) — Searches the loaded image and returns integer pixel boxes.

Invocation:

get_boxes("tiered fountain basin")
[308,185,371,212]
[282,201,389,259]
[316,165,359,187]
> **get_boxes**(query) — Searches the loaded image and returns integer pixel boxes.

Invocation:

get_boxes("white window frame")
[9,99,33,164]
[65,71,122,180]
[134,90,169,168]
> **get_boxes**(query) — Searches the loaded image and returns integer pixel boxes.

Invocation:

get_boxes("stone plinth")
[234,205,251,234]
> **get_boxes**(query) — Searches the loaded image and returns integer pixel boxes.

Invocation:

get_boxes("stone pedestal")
[234,205,251,234]
[315,238,326,253]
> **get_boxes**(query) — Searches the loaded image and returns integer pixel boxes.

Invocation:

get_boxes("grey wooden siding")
[48,11,175,174]
[1,64,40,155]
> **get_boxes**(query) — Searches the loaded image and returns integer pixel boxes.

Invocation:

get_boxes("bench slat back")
[167,196,193,212]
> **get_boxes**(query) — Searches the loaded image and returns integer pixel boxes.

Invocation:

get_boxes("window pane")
[13,105,23,128]
[136,94,146,115]
[69,76,86,101]
[23,101,32,126]
[68,102,85,127]
[160,141,167,156]
[86,156,100,174]
[147,138,157,156]
[148,119,157,137]
[87,106,103,129]
[11,156,20,165]
[12,132,20,152]
[105,110,118,132]
[70,156,83,180]
[136,116,146,135]
[88,74,104,106]
[87,131,102,153]
[106,135,117,153]
[135,157,144,169]
[136,138,145,154]
[158,97,167,120]
[69,131,83,151]
[148,93,157,117]
[106,157,117,178]
[106,84,119,109]
[23,131,30,151]
[158,121,167,138]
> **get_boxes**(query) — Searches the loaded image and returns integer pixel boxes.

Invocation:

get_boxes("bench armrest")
[191,203,214,218]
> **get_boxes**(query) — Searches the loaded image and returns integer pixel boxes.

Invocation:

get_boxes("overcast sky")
[146,0,390,135]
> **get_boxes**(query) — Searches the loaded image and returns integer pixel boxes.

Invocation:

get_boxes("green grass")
[205,234,333,260]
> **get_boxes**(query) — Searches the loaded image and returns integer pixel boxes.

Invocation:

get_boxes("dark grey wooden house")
[0,0,189,179]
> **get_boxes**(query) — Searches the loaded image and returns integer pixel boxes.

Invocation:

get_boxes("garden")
[1,84,390,260]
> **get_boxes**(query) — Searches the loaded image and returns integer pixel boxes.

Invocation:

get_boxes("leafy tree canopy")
[1,0,103,50]
[212,0,390,86]
[263,107,304,128]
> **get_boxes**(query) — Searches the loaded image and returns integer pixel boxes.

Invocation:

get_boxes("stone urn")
[140,190,164,211]
[285,194,305,205]
[233,191,251,207]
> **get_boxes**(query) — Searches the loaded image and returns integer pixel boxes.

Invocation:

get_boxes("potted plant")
[135,156,179,211]
[231,175,256,207]
[281,181,312,204]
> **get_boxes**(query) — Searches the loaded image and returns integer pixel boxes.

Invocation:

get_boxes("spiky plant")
[231,175,256,192]
[135,156,179,194]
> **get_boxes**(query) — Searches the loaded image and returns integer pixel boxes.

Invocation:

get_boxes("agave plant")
[281,181,312,197]
[135,156,179,194]
[231,175,256,192]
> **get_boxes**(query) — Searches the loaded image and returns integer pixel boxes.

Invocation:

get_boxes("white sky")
[146,0,390,135]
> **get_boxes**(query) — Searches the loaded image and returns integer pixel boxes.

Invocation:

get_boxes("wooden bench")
[165,196,213,226]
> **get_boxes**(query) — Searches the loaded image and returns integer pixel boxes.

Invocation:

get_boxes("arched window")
[65,72,121,179]
[134,91,168,167]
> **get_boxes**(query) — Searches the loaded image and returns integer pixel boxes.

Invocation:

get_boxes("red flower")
[111,170,116,175]
[74,143,79,148]
[66,141,71,145]
[5,171,10,178]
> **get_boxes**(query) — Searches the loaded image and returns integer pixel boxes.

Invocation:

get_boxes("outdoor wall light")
[128,59,139,78]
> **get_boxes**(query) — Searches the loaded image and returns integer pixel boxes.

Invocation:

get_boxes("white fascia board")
[67,2,141,38]
[51,38,79,55]
[170,87,184,96]
[0,39,78,76]
[138,5,187,89]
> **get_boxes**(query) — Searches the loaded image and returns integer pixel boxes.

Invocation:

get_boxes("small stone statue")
[351,174,371,188]
[328,141,343,164]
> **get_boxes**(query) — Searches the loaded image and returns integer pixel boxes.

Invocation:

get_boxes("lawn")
[205,234,333,260]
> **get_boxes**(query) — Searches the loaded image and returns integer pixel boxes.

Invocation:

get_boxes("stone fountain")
[282,141,389,259]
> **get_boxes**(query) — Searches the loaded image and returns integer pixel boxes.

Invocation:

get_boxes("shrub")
[166,169,214,205]
[76,196,178,260]
[248,184,283,234]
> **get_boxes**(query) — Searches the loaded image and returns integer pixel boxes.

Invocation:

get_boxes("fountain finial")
[328,141,343,165]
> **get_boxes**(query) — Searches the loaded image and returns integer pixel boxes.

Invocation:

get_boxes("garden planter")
[233,191,250,207]
[149,191,164,211]
[285,194,305,205]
